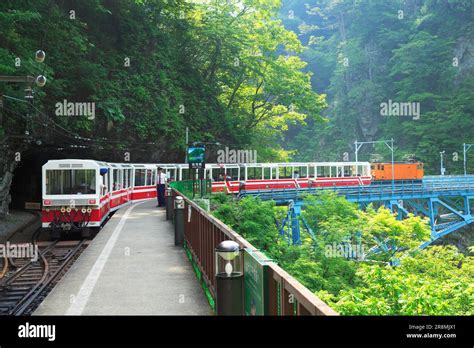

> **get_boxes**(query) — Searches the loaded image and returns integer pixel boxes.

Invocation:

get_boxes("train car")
[42,159,110,238]
[42,160,161,238]
[371,162,424,182]
[203,162,372,193]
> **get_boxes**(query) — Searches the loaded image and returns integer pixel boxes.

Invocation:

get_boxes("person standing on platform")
[156,167,167,207]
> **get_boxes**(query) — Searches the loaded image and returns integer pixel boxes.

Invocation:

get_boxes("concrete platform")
[34,200,212,315]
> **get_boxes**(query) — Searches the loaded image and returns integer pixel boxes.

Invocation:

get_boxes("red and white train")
[42,159,371,237]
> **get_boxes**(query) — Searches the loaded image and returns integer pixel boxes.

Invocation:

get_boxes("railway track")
[0,239,89,315]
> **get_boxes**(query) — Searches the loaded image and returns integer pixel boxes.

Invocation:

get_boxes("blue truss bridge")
[238,175,474,249]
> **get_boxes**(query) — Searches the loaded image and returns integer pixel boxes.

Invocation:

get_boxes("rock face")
[0,150,17,219]
[454,36,474,84]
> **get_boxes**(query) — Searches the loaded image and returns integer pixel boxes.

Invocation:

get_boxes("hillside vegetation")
[279,0,474,173]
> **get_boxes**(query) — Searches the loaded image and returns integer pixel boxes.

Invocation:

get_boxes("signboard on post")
[187,147,206,191]
[187,147,205,169]
[244,248,270,315]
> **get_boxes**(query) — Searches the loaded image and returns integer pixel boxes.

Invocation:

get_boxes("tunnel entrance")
[9,149,46,210]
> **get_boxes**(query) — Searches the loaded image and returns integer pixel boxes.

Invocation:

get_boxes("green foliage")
[0,0,325,162]
[210,192,472,315]
[328,246,474,315]
[212,196,283,252]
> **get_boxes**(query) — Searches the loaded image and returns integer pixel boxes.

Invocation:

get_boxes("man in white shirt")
[156,167,167,207]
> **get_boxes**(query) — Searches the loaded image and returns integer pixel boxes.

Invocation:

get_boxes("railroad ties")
[0,240,89,315]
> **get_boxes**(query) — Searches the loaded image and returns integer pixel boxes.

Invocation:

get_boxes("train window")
[181,168,189,180]
[134,169,146,186]
[212,168,224,181]
[279,166,292,179]
[115,170,123,190]
[239,167,246,181]
[324,167,329,177]
[103,172,109,194]
[344,166,353,177]
[297,166,308,178]
[112,170,117,190]
[112,169,118,190]
[119,170,123,189]
[46,169,97,195]
[226,167,239,180]
[247,167,262,180]
[246,167,253,180]
[146,169,153,186]
[124,170,129,188]
[127,169,132,188]
[263,167,273,179]
[308,166,315,178]
[167,168,175,182]
[127,169,132,187]
[317,166,329,177]
[381,165,385,170]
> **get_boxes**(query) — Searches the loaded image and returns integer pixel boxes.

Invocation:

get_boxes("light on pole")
[35,75,47,87]
[35,50,46,63]
[0,50,47,134]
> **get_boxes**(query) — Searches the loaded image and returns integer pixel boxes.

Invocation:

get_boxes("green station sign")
[244,248,270,315]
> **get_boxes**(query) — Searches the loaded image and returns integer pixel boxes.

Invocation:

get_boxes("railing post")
[174,196,185,246]
[166,187,173,220]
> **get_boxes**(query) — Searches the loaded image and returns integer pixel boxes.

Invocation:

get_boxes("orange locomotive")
[371,162,424,181]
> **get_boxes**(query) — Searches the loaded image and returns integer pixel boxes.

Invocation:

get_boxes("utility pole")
[440,151,446,176]
[184,127,189,164]
[464,143,473,176]
[355,139,395,191]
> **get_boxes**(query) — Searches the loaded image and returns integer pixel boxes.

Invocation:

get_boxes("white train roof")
[44,159,370,169]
